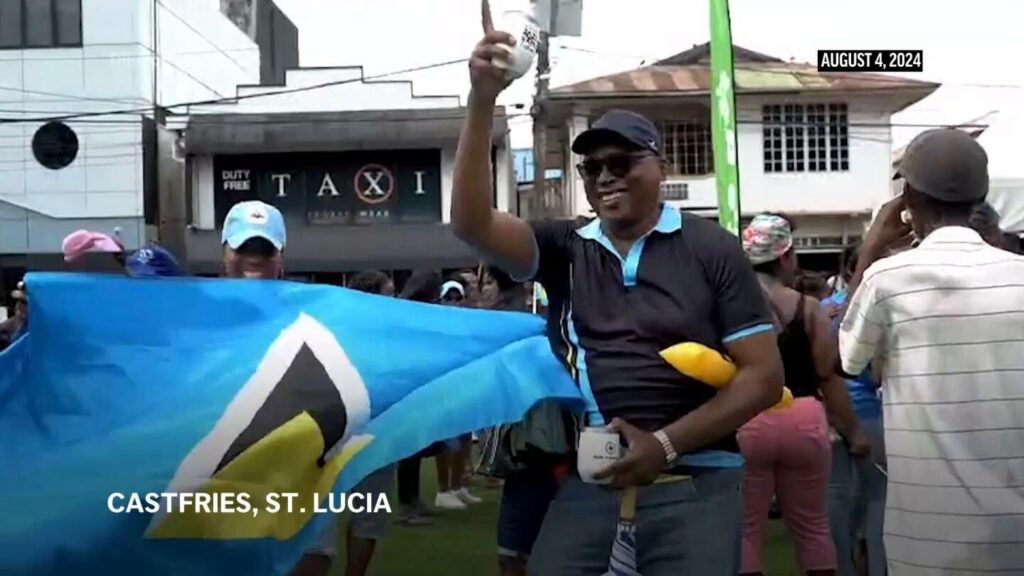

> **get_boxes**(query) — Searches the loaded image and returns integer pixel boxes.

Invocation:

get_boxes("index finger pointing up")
[481,0,496,34]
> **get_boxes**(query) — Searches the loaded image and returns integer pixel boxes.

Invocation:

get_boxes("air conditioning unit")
[661,182,689,201]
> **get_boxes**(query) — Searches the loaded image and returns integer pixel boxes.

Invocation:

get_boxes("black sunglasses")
[575,152,655,181]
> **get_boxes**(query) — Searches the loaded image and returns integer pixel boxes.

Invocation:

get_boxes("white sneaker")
[434,491,467,510]
[455,487,483,505]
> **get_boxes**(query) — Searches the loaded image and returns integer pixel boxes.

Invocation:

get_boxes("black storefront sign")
[213,150,442,227]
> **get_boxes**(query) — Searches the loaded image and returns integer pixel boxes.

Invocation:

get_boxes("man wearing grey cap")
[839,129,1024,574]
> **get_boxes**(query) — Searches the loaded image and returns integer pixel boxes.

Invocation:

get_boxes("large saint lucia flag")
[0,272,581,576]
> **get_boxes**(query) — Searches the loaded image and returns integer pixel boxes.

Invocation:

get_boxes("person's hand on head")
[469,0,517,102]
[592,418,667,489]
[865,195,914,255]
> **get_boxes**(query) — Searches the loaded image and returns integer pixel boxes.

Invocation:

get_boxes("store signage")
[214,150,442,226]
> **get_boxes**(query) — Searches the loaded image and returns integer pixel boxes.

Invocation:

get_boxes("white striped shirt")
[840,226,1024,576]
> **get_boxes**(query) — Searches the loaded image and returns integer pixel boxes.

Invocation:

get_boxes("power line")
[159,53,230,101]
[732,65,1024,90]
[0,127,137,141]
[0,86,145,107]
[553,45,1024,90]
[154,0,252,74]
[735,119,988,129]
[0,152,137,166]
[0,140,139,151]
[0,57,470,124]
[173,57,470,114]
[0,159,140,174]
[0,47,258,64]
[0,118,145,125]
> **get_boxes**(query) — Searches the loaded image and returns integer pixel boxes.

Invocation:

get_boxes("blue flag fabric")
[0,273,581,576]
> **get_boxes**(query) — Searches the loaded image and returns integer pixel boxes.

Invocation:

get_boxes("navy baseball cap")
[221,200,287,251]
[126,244,181,277]
[571,110,662,156]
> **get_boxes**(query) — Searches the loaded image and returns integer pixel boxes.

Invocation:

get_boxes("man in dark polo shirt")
[451,22,785,575]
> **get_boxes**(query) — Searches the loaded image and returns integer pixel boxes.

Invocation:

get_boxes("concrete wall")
[563,93,896,222]
[150,0,262,107]
[196,67,461,114]
[733,94,893,216]
[155,124,187,258]
[0,199,143,254]
[0,0,262,253]
[255,0,299,85]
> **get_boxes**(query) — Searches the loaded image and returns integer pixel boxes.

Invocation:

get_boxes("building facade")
[512,148,563,221]
[176,68,517,283]
[538,44,939,270]
[0,0,296,279]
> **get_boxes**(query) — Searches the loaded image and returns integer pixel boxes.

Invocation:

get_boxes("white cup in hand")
[577,426,624,485]
[492,10,540,80]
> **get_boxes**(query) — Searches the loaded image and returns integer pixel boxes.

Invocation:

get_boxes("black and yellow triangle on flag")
[145,313,374,541]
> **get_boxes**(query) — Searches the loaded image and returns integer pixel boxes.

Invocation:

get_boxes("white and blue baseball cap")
[221,200,286,251]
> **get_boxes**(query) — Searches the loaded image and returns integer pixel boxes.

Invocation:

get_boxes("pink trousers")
[737,397,836,574]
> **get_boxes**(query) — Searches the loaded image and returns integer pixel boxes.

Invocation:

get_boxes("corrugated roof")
[655,42,783,66]
[552,61,938,98]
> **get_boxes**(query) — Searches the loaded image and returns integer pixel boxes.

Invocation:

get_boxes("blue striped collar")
[575,203,682,240]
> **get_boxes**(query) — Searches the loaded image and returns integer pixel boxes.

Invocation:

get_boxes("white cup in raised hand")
[491,9,541,80]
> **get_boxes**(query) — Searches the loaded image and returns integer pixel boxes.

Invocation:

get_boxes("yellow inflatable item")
[659,342,794,410]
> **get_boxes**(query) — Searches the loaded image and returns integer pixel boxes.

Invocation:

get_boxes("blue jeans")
[497,468,561,559]
[528,467,743,576]
[828,419,887,576]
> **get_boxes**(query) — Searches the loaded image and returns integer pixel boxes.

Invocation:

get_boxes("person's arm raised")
[450,1,540,280]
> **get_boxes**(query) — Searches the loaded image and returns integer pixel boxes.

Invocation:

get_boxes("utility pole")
[531,0,560,217]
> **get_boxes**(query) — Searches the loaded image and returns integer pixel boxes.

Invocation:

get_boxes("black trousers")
[396,455,421,507]
[396,441,448,507]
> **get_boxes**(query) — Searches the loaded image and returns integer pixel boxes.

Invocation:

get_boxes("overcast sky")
[272,0,1023,177]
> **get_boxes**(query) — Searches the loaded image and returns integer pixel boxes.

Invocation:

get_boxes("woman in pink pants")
[739,215,868,576]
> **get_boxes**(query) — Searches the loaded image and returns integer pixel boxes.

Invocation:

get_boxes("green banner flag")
[710,0,741,235]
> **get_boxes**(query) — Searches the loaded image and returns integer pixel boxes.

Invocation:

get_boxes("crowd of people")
[2,205,522,576]
[455,22,1024,576]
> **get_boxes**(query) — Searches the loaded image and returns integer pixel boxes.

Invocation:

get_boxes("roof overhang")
[179,107,509,155]
[545,86,938,128]
[549,62,939,116]
[550,85,937,103]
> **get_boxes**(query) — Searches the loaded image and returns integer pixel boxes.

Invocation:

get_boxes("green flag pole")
[710,0,741,235]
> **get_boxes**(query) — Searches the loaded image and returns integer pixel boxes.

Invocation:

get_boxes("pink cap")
[62,230,124,262]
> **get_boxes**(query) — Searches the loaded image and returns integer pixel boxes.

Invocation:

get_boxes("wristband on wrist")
[653,429,678,466]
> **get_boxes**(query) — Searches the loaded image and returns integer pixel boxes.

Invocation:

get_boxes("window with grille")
[661,181,688,201]
[0,0,81,49]
[762,103,849,173]
[662,121,714,176]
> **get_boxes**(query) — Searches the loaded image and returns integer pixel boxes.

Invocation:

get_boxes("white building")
[175,67,516,280]
[0,0,296,273]
[540,43,939,269]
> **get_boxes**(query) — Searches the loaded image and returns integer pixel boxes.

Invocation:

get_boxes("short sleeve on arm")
[516,219,579,285]
[692,223,774,344]
[839,272,887,376]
